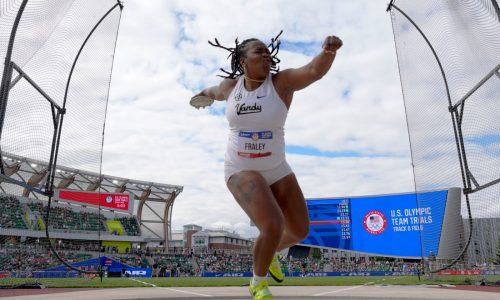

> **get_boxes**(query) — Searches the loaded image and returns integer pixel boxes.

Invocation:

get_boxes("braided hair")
[208,30,283,79]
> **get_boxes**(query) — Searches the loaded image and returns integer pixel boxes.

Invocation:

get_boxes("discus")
[190,95,214,109]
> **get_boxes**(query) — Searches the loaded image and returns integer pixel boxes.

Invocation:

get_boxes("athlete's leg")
[227,171,284,276]
[270,173,310,251]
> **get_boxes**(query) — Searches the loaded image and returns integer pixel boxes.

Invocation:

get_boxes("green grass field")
[1,275,499,288]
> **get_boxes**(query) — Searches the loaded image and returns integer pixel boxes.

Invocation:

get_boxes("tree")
[312,247,321,260]
[496,241,500,264]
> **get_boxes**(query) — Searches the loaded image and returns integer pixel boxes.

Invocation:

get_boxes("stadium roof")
[0,151,182,200]
[0,151,183,248]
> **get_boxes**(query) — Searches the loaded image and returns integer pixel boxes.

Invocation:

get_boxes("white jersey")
[225,73,288,171]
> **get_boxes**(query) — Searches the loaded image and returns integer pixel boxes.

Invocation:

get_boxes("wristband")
[323,48,336,55]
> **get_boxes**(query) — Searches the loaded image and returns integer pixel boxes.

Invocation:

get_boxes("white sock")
[279,248,290,258]
[251,274,267,286]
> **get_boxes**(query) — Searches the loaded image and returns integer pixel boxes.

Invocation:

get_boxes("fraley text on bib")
[237,130,273,158]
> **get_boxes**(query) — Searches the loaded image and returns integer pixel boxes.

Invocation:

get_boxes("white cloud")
[103,0,415,238]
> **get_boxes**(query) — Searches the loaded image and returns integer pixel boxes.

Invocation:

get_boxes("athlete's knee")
[288,222,309,242]
[260,216,285,239]
[294,224,309,241]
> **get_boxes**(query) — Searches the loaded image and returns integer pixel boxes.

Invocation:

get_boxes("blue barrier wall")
[200,271,418,277]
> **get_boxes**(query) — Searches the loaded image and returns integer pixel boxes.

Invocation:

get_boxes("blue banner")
[114,267,152,277]
[200,271,418,277]
[301,190,448,257]
[202,272,253,277]
[32,271,79,278]
[44,256,129,272]
[294,271,418,277]
[43,256,152,277]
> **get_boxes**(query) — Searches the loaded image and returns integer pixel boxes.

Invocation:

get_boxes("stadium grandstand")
[0,151,182,246]
[0,151,185,279]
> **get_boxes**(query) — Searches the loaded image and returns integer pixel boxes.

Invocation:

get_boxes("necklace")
[244,75,265,83]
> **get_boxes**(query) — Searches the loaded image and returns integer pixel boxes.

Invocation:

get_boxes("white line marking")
[128,278,213,297]
[158,287,213,297]
[313,282,374,296]
[129,278,157,287]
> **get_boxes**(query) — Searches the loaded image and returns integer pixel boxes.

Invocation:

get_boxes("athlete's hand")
[322,36,343,53]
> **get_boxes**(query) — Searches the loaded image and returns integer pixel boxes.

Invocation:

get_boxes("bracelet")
[322,48,336,55]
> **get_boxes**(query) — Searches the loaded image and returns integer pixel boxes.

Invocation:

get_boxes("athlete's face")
[241,40,271,77]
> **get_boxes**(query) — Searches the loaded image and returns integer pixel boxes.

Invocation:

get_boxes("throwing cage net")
[0,0,123,287]
[388,0,500,276]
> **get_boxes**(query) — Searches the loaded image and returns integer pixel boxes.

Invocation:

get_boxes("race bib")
[237,130,273,158]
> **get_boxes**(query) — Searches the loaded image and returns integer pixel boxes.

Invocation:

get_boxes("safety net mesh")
[0,0,122,286]
[389,0,500,273]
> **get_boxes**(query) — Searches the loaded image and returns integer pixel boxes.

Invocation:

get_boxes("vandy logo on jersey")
[363,210,387,235]
[235,102,262,115]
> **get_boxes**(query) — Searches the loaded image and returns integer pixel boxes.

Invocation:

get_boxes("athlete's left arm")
[275,36,342,94]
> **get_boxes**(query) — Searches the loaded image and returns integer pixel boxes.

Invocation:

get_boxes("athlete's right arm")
[195,78,237,101]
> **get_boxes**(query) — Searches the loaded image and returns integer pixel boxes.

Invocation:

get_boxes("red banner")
[57,190,130,211]
[437,270,481,276]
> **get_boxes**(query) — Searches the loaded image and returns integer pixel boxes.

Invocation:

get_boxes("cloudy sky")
[101,0,416,238]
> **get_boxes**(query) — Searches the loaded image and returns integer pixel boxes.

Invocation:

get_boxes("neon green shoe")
[249,280,273,300]
[268,255,284,283]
